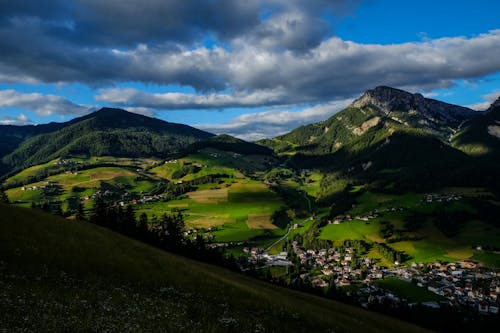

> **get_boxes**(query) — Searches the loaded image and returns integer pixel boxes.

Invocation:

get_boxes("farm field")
[375,278,447,303]
[137,182,287,243]
[3,151,289,247]
[319,217,492,264]
[3,153,499,269]
[318,189,500,266]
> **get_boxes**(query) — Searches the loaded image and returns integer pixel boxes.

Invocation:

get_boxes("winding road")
[264,190,313,252]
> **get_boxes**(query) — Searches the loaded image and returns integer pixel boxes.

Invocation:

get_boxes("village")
[245,240,499,315]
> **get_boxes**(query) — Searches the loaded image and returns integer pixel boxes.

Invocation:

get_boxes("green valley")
[1,89,500,332]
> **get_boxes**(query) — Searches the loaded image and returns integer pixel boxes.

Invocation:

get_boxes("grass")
[318,190,500,267]
[348,191,422,216]
[0,204,430,333]
[320,218,487,264]
[247,213,276,229]
[3,160,56,187]
[375,278,447,303]
[471,251,500,268]
[188,188,228,203]
[320,220,384,243]
[137,182,285,243]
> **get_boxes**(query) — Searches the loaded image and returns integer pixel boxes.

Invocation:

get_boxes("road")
[264,190,312,252]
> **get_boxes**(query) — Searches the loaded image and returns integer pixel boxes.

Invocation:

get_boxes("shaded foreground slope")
[0,204,429,333]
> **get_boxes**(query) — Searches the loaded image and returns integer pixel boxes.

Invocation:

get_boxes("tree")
[123,205,136,235]
[91,196,108,226]
[75,201,85,221]
[0,189,9,204]
[137,212,149,240]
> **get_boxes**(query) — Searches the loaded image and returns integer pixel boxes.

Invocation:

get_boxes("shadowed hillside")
[0,204,429,333]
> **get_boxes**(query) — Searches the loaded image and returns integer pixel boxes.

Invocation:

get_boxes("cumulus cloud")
[0,113,33,125]
[83,30,500,111]
[0,89,93,116]
[95,88,290,110]
[466,90,500,110]
[3,27,500,106]
[1,1,500,117]
[195,99,353,141]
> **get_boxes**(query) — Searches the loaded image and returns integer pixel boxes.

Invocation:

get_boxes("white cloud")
[2,26,500,107]
[466,90,500,111]
[196,99,353,140]
[0,113,33,125]
[0,89,93,116]
[95,87,289,110]
[123,106,157,117]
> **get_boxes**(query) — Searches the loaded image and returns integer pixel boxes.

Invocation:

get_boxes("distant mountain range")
[2,87,499,195]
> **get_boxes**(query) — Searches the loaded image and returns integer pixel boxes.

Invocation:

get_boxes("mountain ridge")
[258,86,499,198]
[352,86,477,121]
[0,107,214,175]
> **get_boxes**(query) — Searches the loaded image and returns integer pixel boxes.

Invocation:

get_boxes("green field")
[320,220,384,243]
[137,182,286,243]
[3,152,291,247]
[318,190,500,266]
[375,278,447,303]
[320,218,485,264]
[0,204,429,333]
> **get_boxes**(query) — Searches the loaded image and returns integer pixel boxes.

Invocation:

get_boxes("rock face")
[351,86,477,127]
[352,116,381,136]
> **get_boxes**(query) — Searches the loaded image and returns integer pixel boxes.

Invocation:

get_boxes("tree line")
[89,196,238,269]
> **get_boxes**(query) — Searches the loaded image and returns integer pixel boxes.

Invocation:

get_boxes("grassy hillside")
[259,88,498,203]
[3,148,283,246]
[452,105,500,156]
[2,108,213,173]
[0,204,429,332]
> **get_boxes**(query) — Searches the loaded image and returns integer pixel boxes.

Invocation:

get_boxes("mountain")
[1,108,214,174]
[264,86,479,154]
[187,134,274,156]
[351,86,477,135]
[0,122,68,159]
[0,203,428,333]
[260,86,494,198]
[452,96,500,156]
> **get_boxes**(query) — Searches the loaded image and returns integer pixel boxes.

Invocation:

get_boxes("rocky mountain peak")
[352,86,416,114]
[351,86,477,126]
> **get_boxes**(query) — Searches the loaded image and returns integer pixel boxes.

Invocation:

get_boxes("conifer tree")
[0,189,9,204]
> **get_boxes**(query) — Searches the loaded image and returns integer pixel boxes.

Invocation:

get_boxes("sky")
[0,0,499,140]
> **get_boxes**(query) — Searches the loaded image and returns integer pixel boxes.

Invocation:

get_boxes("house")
[478,303,489,314]
[422,301,440,309]
[339,277,351,286]
[428,286,440,294]
[312,278,328,288]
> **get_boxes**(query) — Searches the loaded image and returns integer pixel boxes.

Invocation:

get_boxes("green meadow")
[4,151,289,246]
[375,278,447,303]
[137,182,286,243]
[318,190,500,266]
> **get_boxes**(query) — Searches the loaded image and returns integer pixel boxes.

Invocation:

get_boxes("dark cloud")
[0,0,261,47]
[0,1,500,111]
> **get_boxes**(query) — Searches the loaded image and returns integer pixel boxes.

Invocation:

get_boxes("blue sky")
[0,0,499,140]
